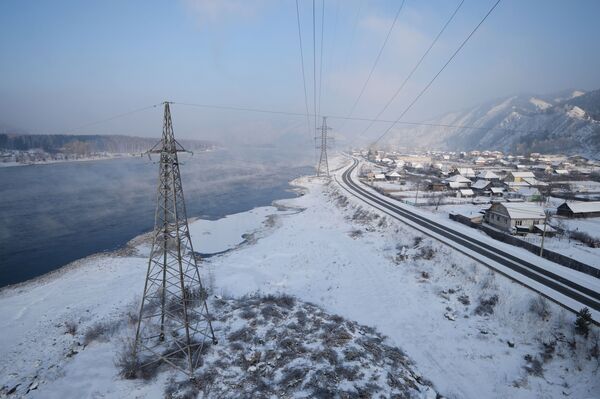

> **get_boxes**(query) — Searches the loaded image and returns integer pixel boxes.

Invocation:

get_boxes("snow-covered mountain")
[385,89,600,156]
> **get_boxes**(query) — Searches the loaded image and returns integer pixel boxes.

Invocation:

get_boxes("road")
[336,158,600,318]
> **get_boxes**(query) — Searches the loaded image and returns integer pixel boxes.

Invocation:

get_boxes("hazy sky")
[1,0,599,146]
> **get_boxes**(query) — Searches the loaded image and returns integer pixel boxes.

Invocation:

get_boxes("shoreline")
[0,200,299,296]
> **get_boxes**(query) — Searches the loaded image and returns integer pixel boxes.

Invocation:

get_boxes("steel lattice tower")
[316,116,332,177]
[134,101,216,377]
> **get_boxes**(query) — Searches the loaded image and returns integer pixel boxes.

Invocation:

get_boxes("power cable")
[360,0,465,137]
[64,103,162,134]
[372,0,502,146]
[341,0,406,127]
[294,0,312,138]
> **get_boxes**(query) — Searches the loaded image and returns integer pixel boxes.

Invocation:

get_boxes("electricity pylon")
[134,101,216,378]
[316,116,333,177]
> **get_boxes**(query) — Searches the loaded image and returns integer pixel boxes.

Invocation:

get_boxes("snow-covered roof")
[522,177,547,186]
[560,201,600,214]
[555,169,569,174]
[459,189,474,196]
[498,203,545,220]
[533,224,556,233]
[374,173,386,180]
[445,175,471,184]
[456,167,475,177]
[448,182,461,189]
[386,171,402,178]
[477,170,500,179]
[509,171,535,178]
[490,187,504,193]
[471,180,490,190]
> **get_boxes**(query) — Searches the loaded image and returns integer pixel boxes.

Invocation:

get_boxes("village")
[355,148,600,272]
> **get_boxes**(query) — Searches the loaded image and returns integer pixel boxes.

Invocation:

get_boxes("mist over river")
[0,147,312,287]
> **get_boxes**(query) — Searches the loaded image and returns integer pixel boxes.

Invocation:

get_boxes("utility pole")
[316,116,332,177]
[134,102,217,378]
[539,210,550,257]
[414,181,420,206]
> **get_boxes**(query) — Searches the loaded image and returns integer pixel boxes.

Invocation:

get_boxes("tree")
[575,307,593,338]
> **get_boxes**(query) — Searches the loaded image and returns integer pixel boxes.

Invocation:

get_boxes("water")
[0,148,312,287]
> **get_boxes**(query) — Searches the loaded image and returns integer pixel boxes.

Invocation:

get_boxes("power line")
[171,100,543,136]
[373,0,502,146]
[65,103,162,133]
[294,0,312,138]
[342,0,406,126]
[317,0,325,118]
[312,0,318,134]
[361,0,465,137]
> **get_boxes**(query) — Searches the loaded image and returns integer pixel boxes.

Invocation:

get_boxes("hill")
[383,89,600,156]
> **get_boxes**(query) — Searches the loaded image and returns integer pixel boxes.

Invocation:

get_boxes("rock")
[507,340,515,348]
[444,312,456,321]
[479,329,489,335]
[7,383,20,394]
[26,381,38,394]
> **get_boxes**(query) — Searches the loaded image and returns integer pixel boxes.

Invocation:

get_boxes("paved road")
[337,158,600,315]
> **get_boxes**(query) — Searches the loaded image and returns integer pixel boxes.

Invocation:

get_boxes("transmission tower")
[134,102,216,377]
[316,116,333,177]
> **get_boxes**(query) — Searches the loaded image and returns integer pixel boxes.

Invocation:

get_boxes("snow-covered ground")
[1,156,598,398]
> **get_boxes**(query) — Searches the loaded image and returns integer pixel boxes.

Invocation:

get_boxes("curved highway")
[336,158,600,316]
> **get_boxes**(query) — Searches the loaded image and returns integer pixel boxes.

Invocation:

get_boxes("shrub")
[228,327,254,343]
[84,320,118,345]
[262,293,296,309]
[523,354,544,377]
[474,295,499,316]
[64,320,78,335]
[575,307,593,338]
[114,339,141,380]
[529,297,551,320]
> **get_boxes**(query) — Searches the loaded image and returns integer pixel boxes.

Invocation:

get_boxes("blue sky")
[1,0,599,145]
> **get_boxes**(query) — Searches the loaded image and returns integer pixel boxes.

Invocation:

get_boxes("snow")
[567,105,586,119]
[0,155,598,399]
[529,97,552,110]
[188,206,288,254]
[558,201,600,214]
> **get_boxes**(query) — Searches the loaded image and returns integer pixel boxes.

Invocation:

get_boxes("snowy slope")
[386,89,600,156]
[0,158,598,398]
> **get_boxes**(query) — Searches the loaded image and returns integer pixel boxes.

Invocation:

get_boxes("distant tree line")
[0,134,216,154]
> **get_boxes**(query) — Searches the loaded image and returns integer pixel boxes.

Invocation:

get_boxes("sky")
[1,0,599,147]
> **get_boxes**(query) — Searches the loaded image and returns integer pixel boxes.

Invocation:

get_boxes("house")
[506,171,535,182]
[458,189,475,198]
[474,156,487,165]
[455,167,476,178]
[484,203,546,234]
[557,201,600,218]
[471,179,491,195]
[444,174,471,188]
[533,224,557,237]
[513,187,541,201]
[477,170,500,180]
[428,182,446,192]
[554,169,569,176]
[373,173,386,181]
[385,171,402,181]
[490,187,504,197]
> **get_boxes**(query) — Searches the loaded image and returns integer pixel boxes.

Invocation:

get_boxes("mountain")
[384,89,600,156]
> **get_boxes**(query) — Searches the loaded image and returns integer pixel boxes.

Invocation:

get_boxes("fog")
[1,0,599,148]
